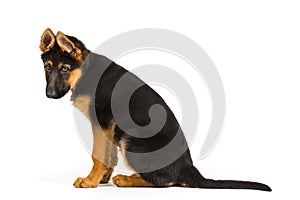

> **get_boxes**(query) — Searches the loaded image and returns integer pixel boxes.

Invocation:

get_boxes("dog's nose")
[46,90,58,98]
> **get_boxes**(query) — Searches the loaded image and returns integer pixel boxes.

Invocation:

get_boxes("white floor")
[18,182,275,200]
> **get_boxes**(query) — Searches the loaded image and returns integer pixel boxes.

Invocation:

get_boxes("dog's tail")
[196,178,272,191]
[179,166,272,192]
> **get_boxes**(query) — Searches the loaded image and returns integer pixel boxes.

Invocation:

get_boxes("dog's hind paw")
[112,174,129,187]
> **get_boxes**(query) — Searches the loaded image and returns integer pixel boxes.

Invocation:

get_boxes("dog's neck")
[71,52,114,101]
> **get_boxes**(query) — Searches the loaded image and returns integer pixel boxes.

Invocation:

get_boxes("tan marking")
[73,95,91,120]
[73,157,107,188]
[72,94,118,188]
[57,62,63,68]
[112,174,154,187]
[57,63,71,71]
[101,168,114,183]
[167,182,187,187]
[67,68,82,90]
[56,31,83,62]
[73,49,83,62]
[44,60,53,67]
[167,182,175,186]
[91,124,118,184]
[102,122,118,169]
[102,121,116,141]
[92,124,117,167]
[109,139,118,167]
[73,122,118,188]
[119,139,135,172]
[40,28,55,53]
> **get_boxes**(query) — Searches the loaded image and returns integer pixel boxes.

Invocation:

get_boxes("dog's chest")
[73,95,91,120]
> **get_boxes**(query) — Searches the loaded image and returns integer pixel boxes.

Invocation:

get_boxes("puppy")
[40,28,271,191]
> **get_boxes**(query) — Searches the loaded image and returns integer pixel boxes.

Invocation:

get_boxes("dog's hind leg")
[112,173,154,187]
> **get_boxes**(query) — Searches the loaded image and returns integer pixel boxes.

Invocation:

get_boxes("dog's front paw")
[73,177,99,188]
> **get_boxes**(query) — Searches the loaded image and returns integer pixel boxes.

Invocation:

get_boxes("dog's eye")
[61,65,70,72]
[44,64,52,72]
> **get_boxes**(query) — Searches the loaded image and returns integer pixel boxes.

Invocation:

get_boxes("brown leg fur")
[100,167,114,183]
[100,123,118,183]
[74,124,117,188]
[112,174,154,187]
[74,157,107,188]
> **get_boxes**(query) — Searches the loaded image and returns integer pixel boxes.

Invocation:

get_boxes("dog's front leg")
[73,124,117,188]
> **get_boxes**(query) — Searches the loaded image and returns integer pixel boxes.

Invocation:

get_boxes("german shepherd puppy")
[39,28,271,191]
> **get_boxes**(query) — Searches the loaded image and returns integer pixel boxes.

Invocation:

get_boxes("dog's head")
[39,28,89,99]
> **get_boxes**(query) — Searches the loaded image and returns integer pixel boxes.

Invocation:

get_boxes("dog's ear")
[56,31,82,61]
[56,31,76,53]
[40,28,55,53]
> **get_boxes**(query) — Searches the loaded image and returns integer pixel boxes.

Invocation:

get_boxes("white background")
[0,0,299,199]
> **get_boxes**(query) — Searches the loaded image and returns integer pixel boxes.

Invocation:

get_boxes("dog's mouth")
[46,95,62,99]
[46,89,69,99]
